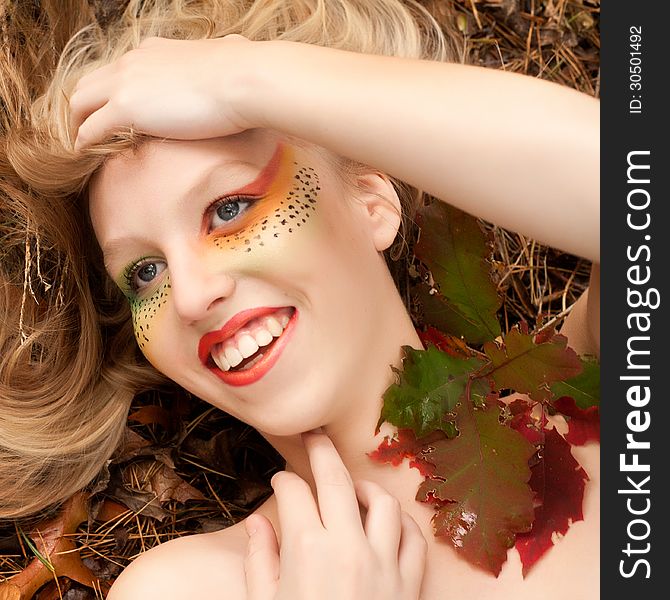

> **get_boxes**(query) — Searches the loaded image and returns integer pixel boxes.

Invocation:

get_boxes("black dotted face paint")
[210,148,320,255]
[122,144,322,356]
[128,275,172,352]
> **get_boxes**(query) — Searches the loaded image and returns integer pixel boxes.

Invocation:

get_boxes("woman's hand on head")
[243,432,427,600]
[69,35,257,150]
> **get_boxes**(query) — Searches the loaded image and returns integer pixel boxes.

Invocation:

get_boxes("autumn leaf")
[413,401,536,575]
[94,499,130,524]
[553,396,600,445]
[128,404,172,428]
[369,429,443,478]
[109,460,205,521]
[111,427,151,463]
[418,325,473,358]
[0,493,100,600]
[378,345,484,438]
[414,200,501,344]
[550,354,600,409]
[514,427,589,576]
[147,463,207,504]
[181,429,237,476]
[507,398,546,447]
[483,324,582,402]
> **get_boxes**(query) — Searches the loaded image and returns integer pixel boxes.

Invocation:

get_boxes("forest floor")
[0,1,600,598]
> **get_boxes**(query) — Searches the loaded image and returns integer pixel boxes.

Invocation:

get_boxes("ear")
[352,172,402,252]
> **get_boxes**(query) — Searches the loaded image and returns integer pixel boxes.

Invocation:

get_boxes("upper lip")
[198,306,289,365]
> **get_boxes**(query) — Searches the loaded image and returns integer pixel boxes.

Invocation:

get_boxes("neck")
[261,287,424,494]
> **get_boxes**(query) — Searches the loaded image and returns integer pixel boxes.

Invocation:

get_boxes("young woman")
[0,1,599,598]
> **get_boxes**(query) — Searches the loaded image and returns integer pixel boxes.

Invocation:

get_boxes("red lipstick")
[198,307,297,387]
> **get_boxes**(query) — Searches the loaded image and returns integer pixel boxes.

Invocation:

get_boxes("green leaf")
[416,401,536,576]
[483,325,582,402]
[415,201,501,344]
[416,286,498,346]
[550,354,600,409]
[378,345,484,438]
[18,528,55,573]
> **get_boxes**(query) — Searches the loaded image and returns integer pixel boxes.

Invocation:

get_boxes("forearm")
[239,41,600,262]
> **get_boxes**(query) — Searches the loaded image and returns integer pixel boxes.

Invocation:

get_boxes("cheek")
[128,275,172,361]
[210,161,322,260]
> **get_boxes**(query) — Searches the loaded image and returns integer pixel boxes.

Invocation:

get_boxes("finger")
[397,510,428,591]
[303,432,363,534]
[69,64,115,135]
[244,514,279,600]
[271,470,322,537]
[74,101,125,150]
[354,479,402,565]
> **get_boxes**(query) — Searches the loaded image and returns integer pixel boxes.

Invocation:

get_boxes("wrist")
[224,39,298,132]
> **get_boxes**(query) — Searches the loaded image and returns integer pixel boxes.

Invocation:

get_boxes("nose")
[168,249,235,324]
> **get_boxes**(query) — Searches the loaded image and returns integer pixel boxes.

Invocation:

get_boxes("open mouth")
[208,306,294,371]
[199,306,297,386]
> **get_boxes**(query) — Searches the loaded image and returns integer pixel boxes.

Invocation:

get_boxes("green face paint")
[123,274,172,354]
[118,143,322,360]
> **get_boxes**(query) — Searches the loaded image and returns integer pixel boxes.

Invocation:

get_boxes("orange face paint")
[126,274,171,355]
[207,144,320,254]
[125,142,322,359]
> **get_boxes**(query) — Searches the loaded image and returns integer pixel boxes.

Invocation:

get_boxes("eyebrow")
[178,142,283,209]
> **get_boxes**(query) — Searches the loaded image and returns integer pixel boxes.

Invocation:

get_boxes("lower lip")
[208,309,298,387]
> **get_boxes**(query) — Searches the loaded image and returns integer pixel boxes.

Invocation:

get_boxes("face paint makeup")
[209,144,320,254]
[119,141,322,362]
[125,275,172,353]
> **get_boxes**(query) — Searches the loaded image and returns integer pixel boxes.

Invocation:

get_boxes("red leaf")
[553,396,600,445]
[507,399,545,446]
[515,427,589,576]
[369,429,440,477]
[418,326,473,358]
[484,324,582,403]
[416,402,536,576]
[368,429,421,467]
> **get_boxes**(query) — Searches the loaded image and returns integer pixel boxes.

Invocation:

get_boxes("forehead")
[88,131,284,248]
[90,130,278,204]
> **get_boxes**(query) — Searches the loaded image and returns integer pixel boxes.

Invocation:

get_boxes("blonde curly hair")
[0,0,453,519]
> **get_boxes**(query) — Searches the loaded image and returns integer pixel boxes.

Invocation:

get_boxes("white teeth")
[237,334,260,359]
[212,351,231,372]
[264,316,283,337]
[224,345,243,368]
[254,328,274,347]
[209,309,294,371]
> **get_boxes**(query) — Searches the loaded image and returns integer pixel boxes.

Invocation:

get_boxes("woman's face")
[89,130,400,435]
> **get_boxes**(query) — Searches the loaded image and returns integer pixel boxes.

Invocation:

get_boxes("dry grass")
[0,1,599,597]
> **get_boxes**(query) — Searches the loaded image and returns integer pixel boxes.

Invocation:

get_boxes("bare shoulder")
[107,520,249,600]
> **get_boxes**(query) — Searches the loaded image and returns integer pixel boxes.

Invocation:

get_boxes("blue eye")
[217,202,240,221]
[124,259,167,292]
[210,196,255,230]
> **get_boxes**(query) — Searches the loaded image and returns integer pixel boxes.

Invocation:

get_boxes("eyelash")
[122,194,260,294]
[206,194,260,233]
[122,256,154,292]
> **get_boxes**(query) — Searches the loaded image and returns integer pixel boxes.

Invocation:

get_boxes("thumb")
[244,514,280,600]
